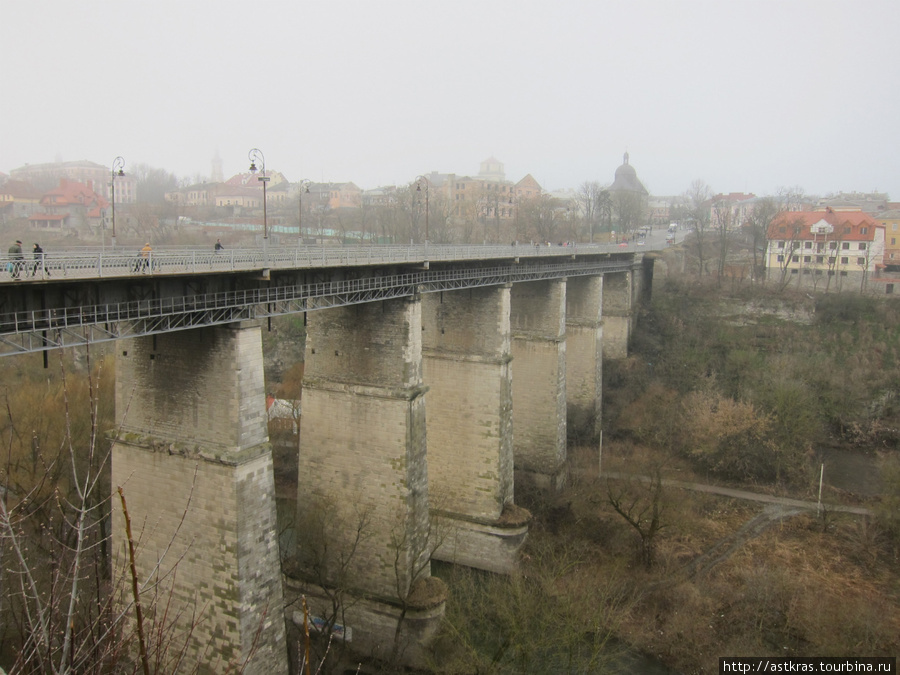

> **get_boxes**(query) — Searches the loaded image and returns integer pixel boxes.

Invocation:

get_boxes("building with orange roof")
[29,178,109,231]
[765,207,887,293]
[11,160,137,204]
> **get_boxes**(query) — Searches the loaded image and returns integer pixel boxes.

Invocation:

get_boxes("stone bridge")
[0,243,653,672]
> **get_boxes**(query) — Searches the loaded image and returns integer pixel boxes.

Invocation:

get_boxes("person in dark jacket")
[32,242,49,277]
[7,240,23,278]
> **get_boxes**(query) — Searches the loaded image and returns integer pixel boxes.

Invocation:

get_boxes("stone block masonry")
[297,296,436,602]
[112,322,287,674]
[422,286,529,573]
[602,270,633,360]
[510,279,567,490]
[566,275,603,439]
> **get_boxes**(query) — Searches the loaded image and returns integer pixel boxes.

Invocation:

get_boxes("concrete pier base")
[431,504,531,574]
[566,275,603,441]
[112,322,287,674]
[284,577,447,670]
[294,297,444,666]
[603,271,633,360]
[510,278,568,490]
[421,286,530,573]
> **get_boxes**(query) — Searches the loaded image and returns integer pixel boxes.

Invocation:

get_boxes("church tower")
[211,150,224,183]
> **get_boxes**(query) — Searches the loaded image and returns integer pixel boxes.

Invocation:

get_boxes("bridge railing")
[1,242,643,282]
[0,258,634,338]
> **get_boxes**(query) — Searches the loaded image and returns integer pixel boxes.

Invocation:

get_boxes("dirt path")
[602,471,872,581]
[602,471,872,515]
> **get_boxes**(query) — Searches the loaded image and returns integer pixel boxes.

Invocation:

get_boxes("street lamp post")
[298,179,311,244]
[110,156,125,247]
[415,176,429,245]
[248,148,269,246]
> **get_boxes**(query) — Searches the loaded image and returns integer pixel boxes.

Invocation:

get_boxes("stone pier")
[293,296,445,664]
[421,286,530,573]
[565,275,603,440]
[602,270,633,360]
[510,278,568,490]
[111,322,288,674]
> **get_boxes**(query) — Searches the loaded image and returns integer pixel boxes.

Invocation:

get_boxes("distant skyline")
[2,0,898,198]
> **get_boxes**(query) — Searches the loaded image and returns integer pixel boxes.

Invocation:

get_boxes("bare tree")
[0,352,242,674]
[711,197,733,284]
[744,196,780,283]
[606,466,667,568]
[775,185,806,213]
[578,181,605,243]
[684,180,713,275]
[611,190,645,239]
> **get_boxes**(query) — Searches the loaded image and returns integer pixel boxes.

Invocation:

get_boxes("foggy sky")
[2,0,898,198]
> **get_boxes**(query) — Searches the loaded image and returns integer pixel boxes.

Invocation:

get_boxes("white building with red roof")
[765,207,886,293]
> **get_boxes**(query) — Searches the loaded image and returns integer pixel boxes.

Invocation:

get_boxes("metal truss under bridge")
[0,257,637,357]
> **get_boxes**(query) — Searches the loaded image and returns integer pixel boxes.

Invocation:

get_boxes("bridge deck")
[1,242,643,282]
[0,243,648,356]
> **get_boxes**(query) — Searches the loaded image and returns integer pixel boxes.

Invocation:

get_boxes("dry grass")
[529,442,900,674]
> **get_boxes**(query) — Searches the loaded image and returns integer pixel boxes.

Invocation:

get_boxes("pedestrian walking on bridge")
[139,242,152,272]
[7,240,23,278]
[31,243,49,277]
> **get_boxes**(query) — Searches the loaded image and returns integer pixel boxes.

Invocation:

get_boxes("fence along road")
[1,241,647,281]
[0,243,649,357]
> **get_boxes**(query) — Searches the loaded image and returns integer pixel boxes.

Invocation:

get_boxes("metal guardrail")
[1,242,646,282]
[0,244,645,356]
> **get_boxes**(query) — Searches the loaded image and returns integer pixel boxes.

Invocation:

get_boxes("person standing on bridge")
[139,242,152,272]
[215,238,224,252]
[7,239,24,279]
[31,242,49,277]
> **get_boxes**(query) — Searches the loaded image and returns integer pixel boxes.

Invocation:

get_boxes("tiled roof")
[768,209,880,241]
[41,178,107,208]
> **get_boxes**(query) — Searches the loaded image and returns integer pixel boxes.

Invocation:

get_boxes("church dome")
[610,152,648,195]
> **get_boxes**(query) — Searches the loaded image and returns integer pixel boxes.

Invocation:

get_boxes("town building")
[10,160,137,204]
[26,178,109,232]
[0,179,43,222]
[708,192,758,231]
[875,209,900,269]
[765,207,887,293]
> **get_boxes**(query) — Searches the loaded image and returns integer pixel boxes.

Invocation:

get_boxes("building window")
[803,255,811,263]
[802,269,811,275]
[791,269,799,275]
[861,227,868,234]
[840,271,848,276]
[804,241,812,249]
[777,241,785,249]
[841,257,848,264]
[816,255,824,263]
[829,241,837,250]
[857,257,865,265]
[842,242,850,250]
[892,238,896,245]
[859,243,867,250]
[776,254,784,262]
[887,284,894,294]
[792,255,799,263]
